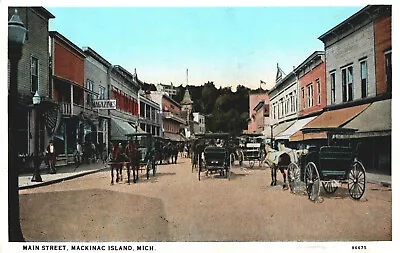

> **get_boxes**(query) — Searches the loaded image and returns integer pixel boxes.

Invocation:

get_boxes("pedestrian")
[75,142,83,168]
[46,140,57,174]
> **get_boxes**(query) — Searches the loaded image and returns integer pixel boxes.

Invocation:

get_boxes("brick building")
[150,92,186,142]
[247,91,269,134]
[8,7,55,162]
[294,51,326,117]
[49,31,99,164]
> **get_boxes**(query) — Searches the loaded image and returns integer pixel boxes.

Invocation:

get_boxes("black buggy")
[196,133,232,181]
[300,127,367,201]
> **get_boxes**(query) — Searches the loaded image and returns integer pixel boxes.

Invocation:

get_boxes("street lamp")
[31,91,43,182]
[8,8,26,242]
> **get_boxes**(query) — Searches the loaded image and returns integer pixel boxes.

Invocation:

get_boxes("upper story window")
[341,65,353,102]
[360,60,368,98]
[307,84,313,108]
[86,79,94,106]
[140,102,145,117]
[31,56,39,93]
[385,50,392,93]
[330,71,336,103]
[316,79,321,105]
[301,88,305,109]
[99,86,106,99]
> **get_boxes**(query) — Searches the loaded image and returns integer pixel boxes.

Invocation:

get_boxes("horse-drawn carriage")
[126,132,157,182]
[300,128,366,201]
[237,133,265,168]
[195,133,232,181]
[265,127,366,201]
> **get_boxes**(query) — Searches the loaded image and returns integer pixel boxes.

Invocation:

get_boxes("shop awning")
[275,116,316,140]
[164,132,187,142]
[290,103,370,142]
[110,118,137,141]
[336,99,391,139]
[272,120,296,138]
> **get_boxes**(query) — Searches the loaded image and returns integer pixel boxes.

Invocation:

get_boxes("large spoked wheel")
[322,181,338,194]
[288,162,300,192]
[305,162,320,201]
[348,160,366,200]
[239,151,244,166]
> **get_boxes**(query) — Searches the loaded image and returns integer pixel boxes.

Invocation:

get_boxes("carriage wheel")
[287,163,300,192]
[249,160,255,168]
[239,151,244,166]
[305,162,320,201]
[322,182,338,194]
[230,153,235,166]
[348,160,366,200]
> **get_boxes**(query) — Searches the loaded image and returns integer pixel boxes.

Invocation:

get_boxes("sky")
[39,4,367,91]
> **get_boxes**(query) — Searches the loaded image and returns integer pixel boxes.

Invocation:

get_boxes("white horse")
[264,144,305,190]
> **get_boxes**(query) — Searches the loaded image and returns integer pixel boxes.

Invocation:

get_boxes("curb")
[19,168,107,190]
[367,179,391,188]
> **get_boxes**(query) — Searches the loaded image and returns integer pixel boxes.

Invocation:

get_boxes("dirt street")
[19,157,392,242]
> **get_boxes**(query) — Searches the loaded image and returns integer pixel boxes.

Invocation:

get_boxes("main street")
[19,158,391,242]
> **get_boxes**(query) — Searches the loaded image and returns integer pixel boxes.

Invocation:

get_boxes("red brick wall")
[54,40,84,86]
[248,93,269,133]
[299,61,326,116]
[162,97,181,133]
[375,15,391,95]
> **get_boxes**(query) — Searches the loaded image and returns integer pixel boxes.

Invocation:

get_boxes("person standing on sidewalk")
[75,142,83,168]
[46,140,57,174]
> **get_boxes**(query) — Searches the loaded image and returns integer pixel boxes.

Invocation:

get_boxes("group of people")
[75,141,107,168]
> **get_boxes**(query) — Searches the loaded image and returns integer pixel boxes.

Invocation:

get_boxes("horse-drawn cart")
[126,132,157,182]
[236,133,265,168]
[301,128,366,201]
[196,133,232,181]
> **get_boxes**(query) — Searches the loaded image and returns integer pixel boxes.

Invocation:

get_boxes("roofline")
[317,5,391,42]
[163,94,181,108]
[268,71,295,94]
[82,46,112,68]
[293,51,325,73]
[49,31,86,58]
[32,7,55,19]
[254,100,265,111]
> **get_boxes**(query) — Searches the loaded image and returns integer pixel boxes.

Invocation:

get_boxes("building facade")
[247,92,269,133]
[50,31,99,164]
[108,65,140,142]
[138,91,162,137]
[193,112,206,135]
[82,47,110,150]
[294,51,327,117]
[150,92,186,142]
[8,7,55,161]
[319,5,391,106]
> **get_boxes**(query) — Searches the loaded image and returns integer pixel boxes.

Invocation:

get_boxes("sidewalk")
[366,172,391,187]
[19,161,108,190]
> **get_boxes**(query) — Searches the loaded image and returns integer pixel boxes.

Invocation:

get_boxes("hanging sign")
[92,99,117,110]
